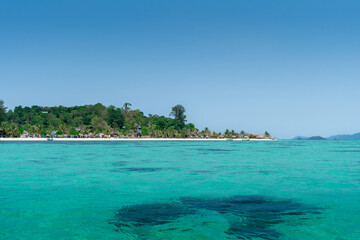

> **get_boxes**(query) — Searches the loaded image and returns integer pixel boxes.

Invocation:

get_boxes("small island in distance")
[0,100,274,141]
[293,133,360,140]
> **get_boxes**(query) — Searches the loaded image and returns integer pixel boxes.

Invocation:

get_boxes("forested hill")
[0,101,198,137]
[0,100,272,139]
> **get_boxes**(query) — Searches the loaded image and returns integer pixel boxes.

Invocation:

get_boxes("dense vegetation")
[0,100,271,139]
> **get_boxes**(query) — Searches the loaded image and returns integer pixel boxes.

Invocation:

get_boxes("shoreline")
[0,138,275,141]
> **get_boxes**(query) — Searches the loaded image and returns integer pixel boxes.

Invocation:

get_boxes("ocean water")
[0,140,360,240]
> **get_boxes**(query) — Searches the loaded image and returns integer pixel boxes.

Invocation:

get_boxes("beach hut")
[246,133,259,139]
[256,134,267,139]
[20,130,30,138]
[111,130,120,137]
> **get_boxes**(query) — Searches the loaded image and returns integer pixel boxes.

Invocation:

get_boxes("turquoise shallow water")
[1,140,360,239]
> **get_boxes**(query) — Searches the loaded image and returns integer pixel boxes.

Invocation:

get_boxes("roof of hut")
[256,134,267,139]
[111,130,120,135]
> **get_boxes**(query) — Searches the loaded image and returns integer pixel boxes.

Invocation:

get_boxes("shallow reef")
[113,203,195,227]
[110,167,177,172]
[111,195,320,239]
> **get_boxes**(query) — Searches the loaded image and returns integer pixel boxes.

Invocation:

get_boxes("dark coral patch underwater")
[331,150,360,153]
[195,148,233,154]
[111,161,127,166]
[190,170,216,174]
[113,203,195,227]
[111,195,320,239]
[110,167,177,173]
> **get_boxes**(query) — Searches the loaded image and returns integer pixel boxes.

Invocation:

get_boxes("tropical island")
[0,100,274,140]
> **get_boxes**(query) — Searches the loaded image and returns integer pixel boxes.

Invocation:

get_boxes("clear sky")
[1,0,359,139]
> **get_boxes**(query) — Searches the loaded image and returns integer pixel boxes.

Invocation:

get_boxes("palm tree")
[203,127,211,137]
[31,124,42,137]
[240,130,246,139]
[153,129,160,138]
[167,126,177,138]
[0,122,9,137]
[179,128,187,138]
[148,123,156,137]
[170,104,186,124]
[225,129,230,137]
[191,128,199,138]
[123,103,132,114]
[59,124,68,135]
[8,123,19,137]
[83,125,93,137]
[264,131,271,138]
[0,99,7,123]
[47,126,55,135]
[103,128,111,136]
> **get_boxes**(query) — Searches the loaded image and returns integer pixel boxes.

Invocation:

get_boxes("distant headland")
[0,100,275,140]
[293,133,360,140]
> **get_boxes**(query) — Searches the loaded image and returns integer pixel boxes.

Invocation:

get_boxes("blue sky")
[1,0,359,138]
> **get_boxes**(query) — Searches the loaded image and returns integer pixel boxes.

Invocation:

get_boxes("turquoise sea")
[1,140,360,239]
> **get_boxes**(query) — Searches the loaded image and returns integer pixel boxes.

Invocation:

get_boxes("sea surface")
[1,140,360,240]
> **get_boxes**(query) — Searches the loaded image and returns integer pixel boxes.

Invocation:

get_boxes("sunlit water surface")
[1,140,360,239]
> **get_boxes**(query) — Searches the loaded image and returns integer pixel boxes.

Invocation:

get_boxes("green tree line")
[0,101,200,137]
[0,100,272,139]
